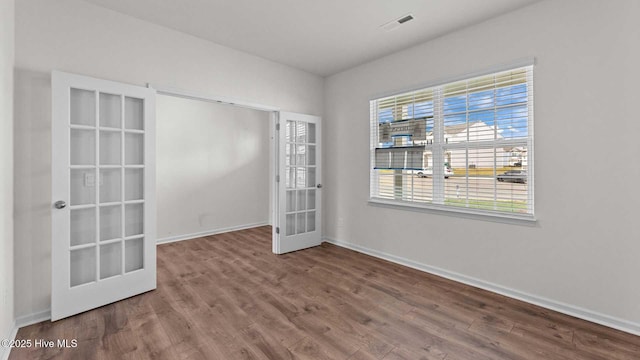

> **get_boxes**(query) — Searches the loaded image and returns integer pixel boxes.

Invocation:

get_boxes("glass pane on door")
[70,169,96,205]
[70,247,96,287]
[296,145,306,165]
[100,205,122,241]
[307,168,316,188]
[296,213,306,234]
[286,214,296,236]
[125,169,144,201]
[125,238,144,272]
[286,191,295,212]
[100,242,122,279]
[70,89,95,126]
[125,97,144,130]
[125,133,144,165]
[70,129,95,165]
[307,211,316,232]
[125,203,144,237]
[307,146,316,166]
[99,93,122,128]
[307,190,316,210]
[100,131,121,165]
[296,122,307,143]
[70,208,96,246]
[100,169,121,203]
[296,190,306,211]
[308,123,316,143]
[296,167,306,188]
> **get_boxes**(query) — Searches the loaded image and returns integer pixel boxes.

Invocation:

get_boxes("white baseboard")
[1,321,17,360]
[157,222,269,245]
[15,309,51,328]
[324,237,640,337]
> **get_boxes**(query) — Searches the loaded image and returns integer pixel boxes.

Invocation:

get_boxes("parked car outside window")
[497,170,527,183]
[416,166,454,179]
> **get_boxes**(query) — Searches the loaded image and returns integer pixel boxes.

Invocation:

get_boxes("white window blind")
[370,66,534,218]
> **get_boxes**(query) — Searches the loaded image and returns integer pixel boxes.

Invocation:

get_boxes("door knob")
[316,184,323,189]
[54,200,67,209]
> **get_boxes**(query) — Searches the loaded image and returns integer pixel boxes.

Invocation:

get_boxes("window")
[370,66,534,219]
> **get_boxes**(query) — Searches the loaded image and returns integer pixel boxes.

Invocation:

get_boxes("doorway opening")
[155,93,276,244]
[152,86,322,255]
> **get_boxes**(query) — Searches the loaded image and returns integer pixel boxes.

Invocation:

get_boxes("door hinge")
[276,175,280,183]
[276,123,280,131]
[275,227,280,234]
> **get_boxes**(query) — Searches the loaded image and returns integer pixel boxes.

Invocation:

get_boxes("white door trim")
[149,85,281,112]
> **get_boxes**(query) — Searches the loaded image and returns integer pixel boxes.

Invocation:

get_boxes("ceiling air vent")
[380,14,414,32]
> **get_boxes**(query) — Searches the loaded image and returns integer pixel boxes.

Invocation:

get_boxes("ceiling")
[82,0,541,76]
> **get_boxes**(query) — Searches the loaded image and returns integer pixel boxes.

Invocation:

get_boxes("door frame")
[149,85,301,254]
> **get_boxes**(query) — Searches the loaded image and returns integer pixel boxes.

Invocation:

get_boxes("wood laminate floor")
[9,226,640,359]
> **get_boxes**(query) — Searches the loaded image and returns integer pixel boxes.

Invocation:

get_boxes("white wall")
[14,0,323,320]
[324,0,640,331]
[157,95,270,241]
[0,0,15,350]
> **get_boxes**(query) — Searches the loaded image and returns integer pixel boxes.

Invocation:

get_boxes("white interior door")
[51,71,156,321]
[274,112,322,254]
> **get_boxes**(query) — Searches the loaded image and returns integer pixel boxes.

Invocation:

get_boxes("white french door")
[274,112,322,254]
[51,71,156,321]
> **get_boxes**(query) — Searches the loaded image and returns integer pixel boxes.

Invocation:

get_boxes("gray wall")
[0,0,15,348]
[157,95,270,241]
[323,0,640,330]
[14,0,323,320]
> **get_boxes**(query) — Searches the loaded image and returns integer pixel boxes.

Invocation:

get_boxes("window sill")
[368,197,537,226]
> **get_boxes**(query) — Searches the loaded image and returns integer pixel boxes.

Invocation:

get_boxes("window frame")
[369,61,535,221]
